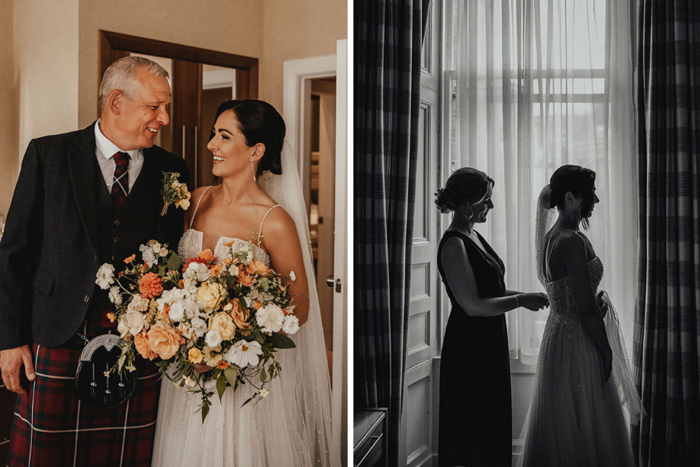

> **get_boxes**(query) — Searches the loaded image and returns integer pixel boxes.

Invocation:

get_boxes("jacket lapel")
[67,123,102,257]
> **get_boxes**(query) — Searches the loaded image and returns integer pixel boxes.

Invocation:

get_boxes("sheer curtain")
[447,0,636,363]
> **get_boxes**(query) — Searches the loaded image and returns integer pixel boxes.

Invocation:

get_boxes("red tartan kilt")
[6,311,161,467]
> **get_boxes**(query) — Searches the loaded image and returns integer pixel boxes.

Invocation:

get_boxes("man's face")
[114,69,171,150]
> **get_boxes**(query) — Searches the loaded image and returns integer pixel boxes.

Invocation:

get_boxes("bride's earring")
[251,161,257,182]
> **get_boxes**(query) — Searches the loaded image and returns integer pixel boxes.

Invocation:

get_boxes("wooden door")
[400,1,442,466]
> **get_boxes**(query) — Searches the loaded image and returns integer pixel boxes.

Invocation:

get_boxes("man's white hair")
[98,56,169,113]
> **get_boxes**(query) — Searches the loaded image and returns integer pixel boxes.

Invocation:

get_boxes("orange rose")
[134,331,157,360]
[139,272,163,299]
[161,304,170,319]
[246,261,271,276]
[124,254,136,264]
[141,263,149,273]
[210,264,223,277]
[197,249,214,263]
[229,300,251,331]
[178,279,184,289]
[253,301,262,310]
[148,325,182,360]
[106,312,116,323]
[237,272,255,287]
[218,361,229,370]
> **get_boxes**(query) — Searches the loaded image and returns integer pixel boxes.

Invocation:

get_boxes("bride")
[151,100,339,466]
[519,165,642,466]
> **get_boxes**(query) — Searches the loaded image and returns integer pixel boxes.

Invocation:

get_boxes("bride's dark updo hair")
[435,167,494,214]
[211,99,285,176]
[549,164,596,228]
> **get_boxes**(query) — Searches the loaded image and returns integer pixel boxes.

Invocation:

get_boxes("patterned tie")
[111,152,130,210]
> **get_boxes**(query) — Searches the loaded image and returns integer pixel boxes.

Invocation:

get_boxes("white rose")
[256,304,285,333]
[124,310,146,336]
[282,315,300,335]
[95,264,115,290]
[289,271,296,282]
[205,330,222,348]
[228,264,240,276]
[151,242,162,255]
[108,286,122,306]
[139,244,157,267]
[117,318,130,338]
[184,262,210,282]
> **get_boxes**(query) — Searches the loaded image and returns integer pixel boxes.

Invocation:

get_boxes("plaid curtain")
[634,1,700,466]
[354,0,430,465]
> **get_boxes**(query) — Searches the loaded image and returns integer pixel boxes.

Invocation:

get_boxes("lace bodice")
[544,256,603,320]
[177,229,271,266]
[178,185,279,266]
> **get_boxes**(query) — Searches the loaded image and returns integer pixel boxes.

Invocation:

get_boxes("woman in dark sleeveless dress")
[435,168,548,467]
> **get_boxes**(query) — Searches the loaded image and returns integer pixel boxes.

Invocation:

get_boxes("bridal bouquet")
[95,239,299,421]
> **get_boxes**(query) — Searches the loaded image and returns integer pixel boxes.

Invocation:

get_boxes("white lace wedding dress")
[151,186,337,466]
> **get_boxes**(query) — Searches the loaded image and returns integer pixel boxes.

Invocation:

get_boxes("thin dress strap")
[545,229,587,282]
[189,186,212,229]
[257,204,281,244]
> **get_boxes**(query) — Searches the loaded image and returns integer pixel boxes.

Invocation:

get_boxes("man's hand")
[0,345,35,395]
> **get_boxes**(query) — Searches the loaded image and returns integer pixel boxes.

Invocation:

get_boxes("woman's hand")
[518,293,549,311]
[596,291,609,318]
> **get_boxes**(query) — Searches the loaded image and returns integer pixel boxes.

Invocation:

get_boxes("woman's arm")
[441,237,547,316]
[556,232,612,380]
[260,208,309,326]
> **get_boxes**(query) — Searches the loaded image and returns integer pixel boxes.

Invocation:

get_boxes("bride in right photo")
[519,165,644,467]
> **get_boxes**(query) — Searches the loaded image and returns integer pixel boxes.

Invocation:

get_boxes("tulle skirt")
[519,301,638,467]
[151,349,314,467]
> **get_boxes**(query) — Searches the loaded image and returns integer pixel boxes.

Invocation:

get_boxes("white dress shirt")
[94,120,145,192]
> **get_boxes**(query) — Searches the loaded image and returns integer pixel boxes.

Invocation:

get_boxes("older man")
[0,56,189,466]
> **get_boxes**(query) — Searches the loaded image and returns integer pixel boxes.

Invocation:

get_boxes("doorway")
[284,44,348,463]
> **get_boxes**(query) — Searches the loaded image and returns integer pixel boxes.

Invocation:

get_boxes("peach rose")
[210,312,236,340]
[197,249,214,263]
[134,331,157,360]
[229,299,251,331]
[148,325,182,360]
[197,282,227,312]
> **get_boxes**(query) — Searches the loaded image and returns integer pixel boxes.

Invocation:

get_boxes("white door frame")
[283,42,348,464]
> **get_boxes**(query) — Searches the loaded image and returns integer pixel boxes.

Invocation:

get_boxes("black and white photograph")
[354,1,700,466]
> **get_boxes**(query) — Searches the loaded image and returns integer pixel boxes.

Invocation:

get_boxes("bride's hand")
[194,364,214,374]
[596,291,609,318]
[519,293,549,311]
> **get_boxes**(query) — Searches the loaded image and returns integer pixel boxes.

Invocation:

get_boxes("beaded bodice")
[544,256,603,320]
[177,229,271,266]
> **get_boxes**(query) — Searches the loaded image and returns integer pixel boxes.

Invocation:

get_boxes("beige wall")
[260,0,347,112]
[15,0,80,155]
[0,0,15,216]
[78,0,264,127]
